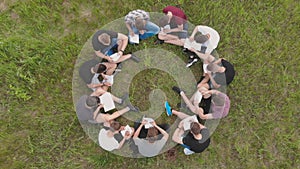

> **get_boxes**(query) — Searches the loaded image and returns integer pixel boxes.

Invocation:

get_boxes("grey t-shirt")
[133,138,167,157]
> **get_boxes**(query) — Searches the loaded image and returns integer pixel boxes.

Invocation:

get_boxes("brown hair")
[135,17,145,30]
[194,33,209,43]
[147,127,159,143]
[159,15,169,27]
[110,121,121,131]
[190,122,201,135]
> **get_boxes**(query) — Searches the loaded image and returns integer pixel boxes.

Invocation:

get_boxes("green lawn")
[1,0,299,168]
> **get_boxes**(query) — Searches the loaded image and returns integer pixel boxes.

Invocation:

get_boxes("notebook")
[110,53,121,62]
[129,34,139,44]
[99,92,115,112]
[184,39,202,51]
[121,125,133,137]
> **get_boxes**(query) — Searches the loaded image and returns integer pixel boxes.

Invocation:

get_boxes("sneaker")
[172,86,182,95]
[154,39,164,45]
[130,54,140,63]
[127,103,140,112]
[186,58,198,68]
[183,148,195,155]
[120,93,129,105]
[164,101,172,116]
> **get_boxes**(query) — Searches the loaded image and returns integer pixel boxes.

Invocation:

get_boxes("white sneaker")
[184,148,195,155]
[186,58,198,68]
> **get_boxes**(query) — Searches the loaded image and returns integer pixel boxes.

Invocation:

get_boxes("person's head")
[159,15,170,27]
[98,33,111,45]
[147,127,159,143]
[190,122,201,135]
[194,33,209,43]
[92,63,107,74]
[135,17,145,31]
[110,121,121,132]
[212,94,225,106]
[207,63,221,72]
[85,96,100,108]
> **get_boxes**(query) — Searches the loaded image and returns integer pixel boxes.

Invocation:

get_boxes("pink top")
[211,92,230,118]
[163,6,187,25]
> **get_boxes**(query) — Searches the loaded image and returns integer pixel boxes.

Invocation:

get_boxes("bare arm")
[117,33,128,52]
[125,22,134,36]
[93,105,103,120]
[198,107,213,120]
[133,120,147,138]
[95,50,113,62]
[207,72,221,89]
[189,26,199,41]
[190,48,215,63]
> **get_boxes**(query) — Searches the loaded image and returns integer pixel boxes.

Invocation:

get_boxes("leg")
[164,38,185,46]
[172,128,184,144]
[139,21,160,40]
[114,54,132,63]
[180,92,197,113]
[111,94,122,104]
[172,109,189,120]
[105,107,130,121]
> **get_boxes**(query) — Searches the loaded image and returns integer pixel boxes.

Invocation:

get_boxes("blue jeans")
[131,21,160,40]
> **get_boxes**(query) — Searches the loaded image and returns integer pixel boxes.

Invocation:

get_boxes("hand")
[129,30,134,37]
[107,57,113,63]
[189,36,194,42]
[118,51,123,57]
[139,30,145,35]
[87,83,94,88]
[141,119,147,125]
[150,121,157,126]
[124,131,131,139]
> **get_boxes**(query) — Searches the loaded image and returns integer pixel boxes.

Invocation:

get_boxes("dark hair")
[194,33,209,43]
[110,121,121,131]
[135,17,145,30]
[190,122,201,135]
[93,63,107,73]
[212,94,225,106]
[86,96,100,107]
[159,15,169,27]
[147,127,159,143]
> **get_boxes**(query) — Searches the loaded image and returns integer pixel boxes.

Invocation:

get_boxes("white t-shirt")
[98,129,119,151]
[197,26,220,54]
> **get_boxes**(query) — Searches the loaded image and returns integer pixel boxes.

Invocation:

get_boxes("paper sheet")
[99,92,115,112]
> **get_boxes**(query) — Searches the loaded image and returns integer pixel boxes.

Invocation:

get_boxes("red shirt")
[163,6,187,25]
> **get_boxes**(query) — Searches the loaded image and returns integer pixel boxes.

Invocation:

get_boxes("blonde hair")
[98,33,111,45]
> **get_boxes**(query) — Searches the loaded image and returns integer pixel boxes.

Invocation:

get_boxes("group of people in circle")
[76,5,235,157]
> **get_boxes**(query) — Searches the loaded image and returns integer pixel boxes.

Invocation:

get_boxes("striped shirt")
[124,9,150,25]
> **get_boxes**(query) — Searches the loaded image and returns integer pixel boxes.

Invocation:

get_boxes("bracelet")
[119,50,124,53]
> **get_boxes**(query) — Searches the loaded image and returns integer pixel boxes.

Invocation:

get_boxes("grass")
[0,0,299,168]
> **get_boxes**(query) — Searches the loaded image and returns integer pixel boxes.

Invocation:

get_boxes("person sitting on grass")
[98,121,134,152]
[165,102,210,155]
[156,5,188,46]
[185,25,220,67]
[124,9,160,41]
[172,86,231,119]
[86,91,139,127]
[133,119,169,157]
[197,58,235,89]
[87,62,118,91]
[92,30,140,63]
